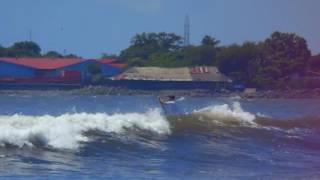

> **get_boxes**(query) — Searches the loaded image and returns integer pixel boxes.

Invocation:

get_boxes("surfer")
[158,95,178,115]
[158,95,176,105]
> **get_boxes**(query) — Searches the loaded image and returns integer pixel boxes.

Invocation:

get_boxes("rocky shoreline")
[238,89,320,99]
[77,86,320,99]
[1,86,320,99]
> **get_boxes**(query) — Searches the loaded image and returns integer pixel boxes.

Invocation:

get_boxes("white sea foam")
[176,97,186,102]
[0,102,259,150]
[0,109,170,150]
[193,102,256,125]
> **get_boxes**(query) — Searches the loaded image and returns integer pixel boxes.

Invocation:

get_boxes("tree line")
[1,31,319,89]
[119,31,320,89]
[0,41,80,58]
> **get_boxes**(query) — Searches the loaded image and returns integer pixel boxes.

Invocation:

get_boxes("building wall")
[54,60,122,78]
[0,59,122,79]
[0,61,35,77]
[100,63,122,77]
[104,80,231,90]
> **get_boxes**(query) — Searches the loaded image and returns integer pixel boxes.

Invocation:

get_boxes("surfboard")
[158,96,178,115]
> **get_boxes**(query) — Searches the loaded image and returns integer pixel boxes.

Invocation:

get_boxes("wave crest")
[193,102,256,125]
[0,109,170,150]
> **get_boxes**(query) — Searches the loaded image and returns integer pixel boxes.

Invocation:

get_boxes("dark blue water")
[0,93,320,179]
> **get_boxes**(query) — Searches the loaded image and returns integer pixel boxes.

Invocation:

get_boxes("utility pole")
[184,14,190,46]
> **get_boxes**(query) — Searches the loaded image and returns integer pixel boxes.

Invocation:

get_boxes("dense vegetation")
[0,41,80,58]
[119,31,314,89]
[0,31,318,89]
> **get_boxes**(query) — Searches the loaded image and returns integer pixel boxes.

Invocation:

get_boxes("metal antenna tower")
[184,15,190,46]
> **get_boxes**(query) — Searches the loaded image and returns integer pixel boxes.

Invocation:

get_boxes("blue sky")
[0,0,319,58]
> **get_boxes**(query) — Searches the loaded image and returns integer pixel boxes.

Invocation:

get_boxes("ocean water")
[0,93,320,179]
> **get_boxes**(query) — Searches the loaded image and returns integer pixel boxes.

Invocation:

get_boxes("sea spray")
[0,109,170,150]
[193,102,256,125]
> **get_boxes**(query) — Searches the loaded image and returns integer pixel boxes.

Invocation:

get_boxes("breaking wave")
[193,102,256,125]
[0,101,318,150]
[0,102,256,150]
[170,102,320,132]
[0,109,170,150]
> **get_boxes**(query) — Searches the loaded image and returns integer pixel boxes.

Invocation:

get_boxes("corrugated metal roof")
[190,66,210,74]
[190,66,231,82]
[119,67,193,81]
[115,66,231,82]
[98,58,116,64]
[97,58,127,68]
[0,58,126,70]
[0,58,83,69]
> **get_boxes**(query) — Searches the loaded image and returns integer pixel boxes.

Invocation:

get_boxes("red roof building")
[0,57,126,79]
[0,58,83,70]
[98,58,127,69]
[0,57,126,70]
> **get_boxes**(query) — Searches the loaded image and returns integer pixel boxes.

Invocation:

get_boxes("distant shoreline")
[1,86,320,99]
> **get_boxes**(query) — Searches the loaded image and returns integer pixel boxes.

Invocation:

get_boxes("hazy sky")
[0,0,319,58]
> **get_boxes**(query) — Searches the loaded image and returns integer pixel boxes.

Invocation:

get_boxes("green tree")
[179,35,221,66]
[183,45,217,66]
[0,45,6,57]
[149,51,184,67]
[87,63,103,84]
[253,31,311,88]
[101,53,118,59]
[9,41,41,57]
[215,42,262,85]
[126,57,146,66]
[156,32,183,51]
[119,32,183,65]
[201,35,220,47]
[129,32,182,51]
[87,64,102,75]
[43,51,63,58]
[64,54,80,58]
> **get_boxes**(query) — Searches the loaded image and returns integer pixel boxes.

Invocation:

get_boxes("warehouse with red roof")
[0,57,126,84]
